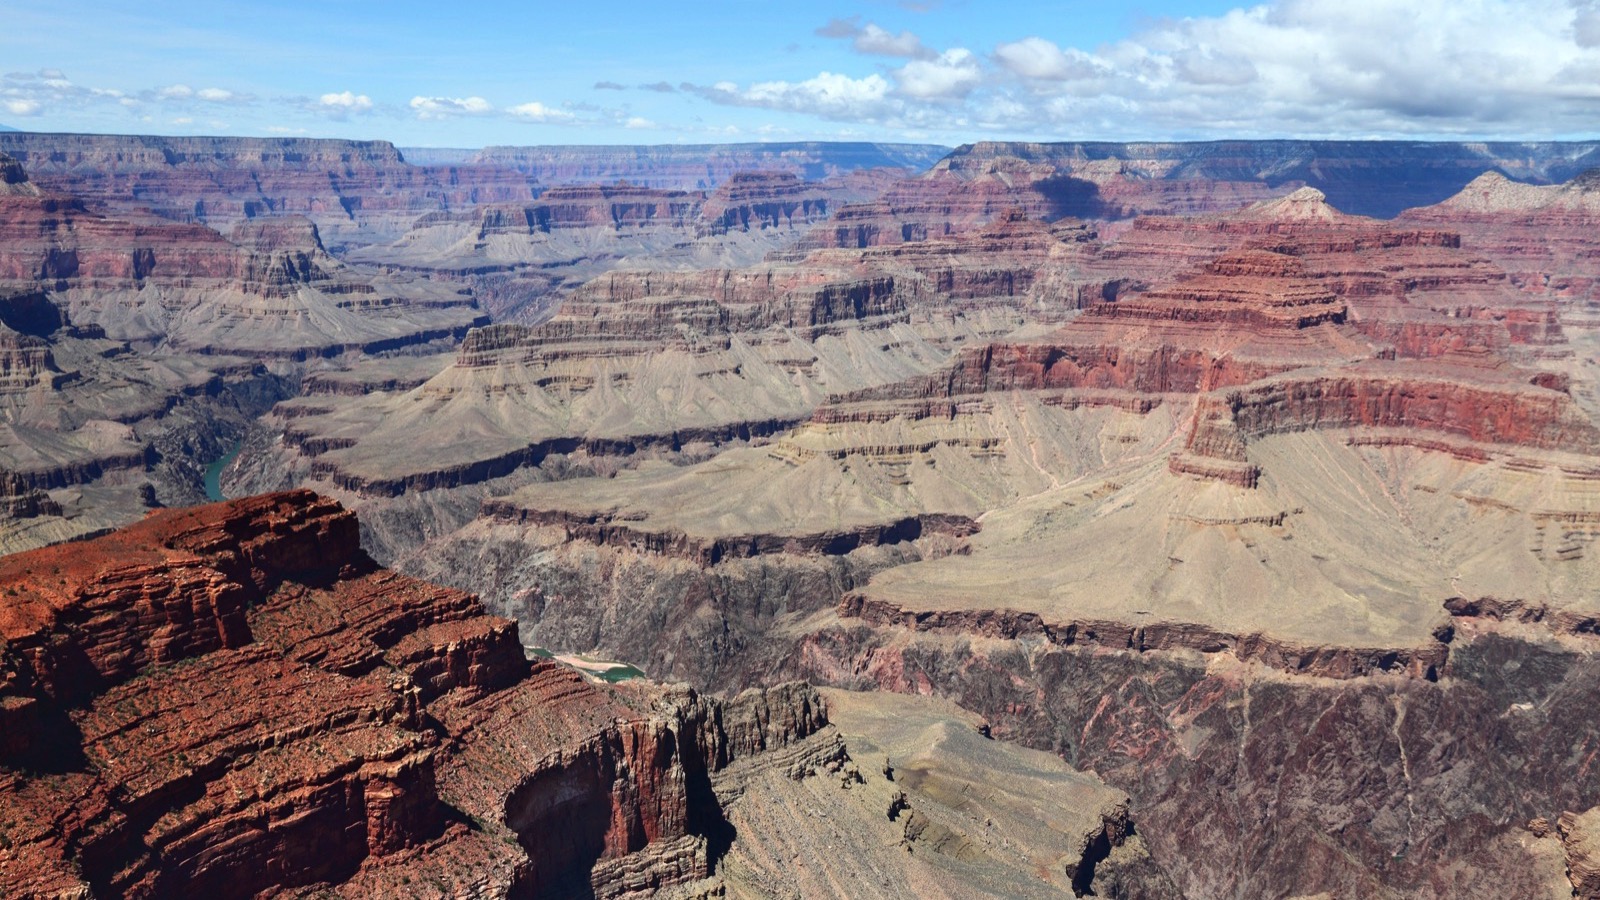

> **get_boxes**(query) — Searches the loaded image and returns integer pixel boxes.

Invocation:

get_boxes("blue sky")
[5,1,1600,146]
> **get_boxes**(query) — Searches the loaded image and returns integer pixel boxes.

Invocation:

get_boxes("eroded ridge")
[0,490,839,899]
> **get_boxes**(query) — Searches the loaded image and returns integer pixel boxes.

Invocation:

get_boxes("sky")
[4,0,1600,147]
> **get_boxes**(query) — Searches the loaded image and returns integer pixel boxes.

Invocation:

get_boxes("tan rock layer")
[837,594,1448,680]
[483,500,978,566]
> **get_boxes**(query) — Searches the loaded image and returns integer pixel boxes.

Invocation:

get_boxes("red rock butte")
[0,491,838,898]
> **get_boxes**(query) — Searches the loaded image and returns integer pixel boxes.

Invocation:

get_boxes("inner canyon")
[3,130,1600,898]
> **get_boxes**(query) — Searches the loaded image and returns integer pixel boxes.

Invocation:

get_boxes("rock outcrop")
[12,131,1600,898]
[0,490,836,898]
[0,133,536,249]
[347,168,898,323]
[1560,809,1600,898]
[0,161,486,354]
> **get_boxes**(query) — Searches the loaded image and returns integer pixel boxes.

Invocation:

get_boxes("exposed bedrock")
[789,624,1600,899]
[935,140,1600,218]
[0,491,834,899]
[1176,367,1600,486]
[0,133,537,248]
[482,499,978,568]
[397,509,1600,899]
[699,171,833,235]
[796,139,1600,255]
[1400,170,1600,299]
[836,595,1446,681]
[0,158,486,356]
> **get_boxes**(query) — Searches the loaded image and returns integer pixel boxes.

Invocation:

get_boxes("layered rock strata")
[226,157,1600,898]
[0,490,840,899]
[0,158,486,355]
[348,170,882,322]
[702,688,1167,899]
[463,142,950,189]
[0,134,536,249]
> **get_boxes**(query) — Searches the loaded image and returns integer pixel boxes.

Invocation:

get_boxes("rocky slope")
[0,153,495,552]
[0,490,1144,899]
[349,170,899,322]
[796,140,1600,255]
[14,132,1600,897]
[252,209,1115,500]
[374,188,1600,897]
[0,156,486,354]
[0,133,536,249]
[936,140,1600,219]
[1401,170,1600,351]
[0,275,289,551]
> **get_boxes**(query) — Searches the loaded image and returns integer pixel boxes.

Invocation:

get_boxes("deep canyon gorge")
[2,132,1600,897]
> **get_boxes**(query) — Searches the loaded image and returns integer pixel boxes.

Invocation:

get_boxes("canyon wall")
[0,491,839,899]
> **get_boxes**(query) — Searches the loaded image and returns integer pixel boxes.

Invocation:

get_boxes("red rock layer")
[699,171,836,234]
[0,133,536,246]
[823,197,1595,493]
[451,184,701,236]
[1400,172,1600,317]
[0,161,485,355]
[1174,364,1600,484]
[0,491,828,898]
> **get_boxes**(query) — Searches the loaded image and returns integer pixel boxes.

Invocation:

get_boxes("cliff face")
[0,490,834,899]
[360,175,1600,898]
[936,140,1600,217]
[400,465,1600,898]
[788,622,1599,898]
[0,167,486,354]
[464,141,950,189]
[10,133,1600,897]
[794,140,1600,258]
[349,167,899,323]
[0,132,535,249]
[1175,366,1600,485]
[1400,170,1600,325]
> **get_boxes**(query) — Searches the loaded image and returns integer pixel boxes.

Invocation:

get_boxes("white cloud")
[817,17,934,58]
[317,90,373,120]
[409,95,493,119]
[994,37,1104,81]
[695,0,1600,139]
[626,116,657,129]
[507,101,575,122]
[1172,48,1258,86]
[4,98,41,117]
[894,48,982,99]
[320,91,372,110]
[689,71,897,122]
[1577,0,1600,46]
[196,87,236,102]
[857,24,932,58]
[159,84,193,99]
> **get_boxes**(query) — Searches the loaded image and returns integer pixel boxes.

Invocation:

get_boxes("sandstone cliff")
[0,491,843,899]
[0,132,535,249]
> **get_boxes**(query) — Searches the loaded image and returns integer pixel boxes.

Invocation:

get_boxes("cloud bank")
[692,0,1600,138]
